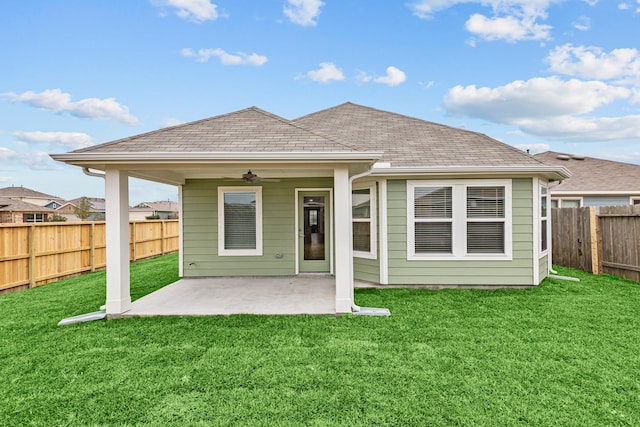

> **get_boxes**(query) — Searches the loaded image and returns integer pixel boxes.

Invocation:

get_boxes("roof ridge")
[536,151,640,168]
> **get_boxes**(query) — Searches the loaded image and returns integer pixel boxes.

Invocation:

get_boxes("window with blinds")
[541,186,548,252]
[352,186,376,258]
[408,180,512,260]
[466,186,505,253]
[414,186,453,253]
[218,187,262,256]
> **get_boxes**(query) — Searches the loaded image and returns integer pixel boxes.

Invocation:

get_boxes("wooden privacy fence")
[552,205,640,281]
[0,220,179,294]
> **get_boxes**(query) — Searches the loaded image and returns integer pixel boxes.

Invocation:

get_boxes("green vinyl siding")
[182,178,332,277]
[539,254,549,283]
[387,178,535,286]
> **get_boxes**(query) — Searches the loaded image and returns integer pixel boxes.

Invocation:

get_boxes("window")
[408,180,512,260]
[352,185,377,259]
[540,186,548,253]
[467,186,505,254]
[24,213,45,223]
[218,187,262,256]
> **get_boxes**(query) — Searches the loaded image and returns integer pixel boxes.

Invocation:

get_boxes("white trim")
[533,178,541,285]
[371,165,571,179]
[52,151,383,163]
[217,186,263,256]
[352,183,377,260]
[631,197,640,205]
[540,183,549,258]
[551,191,640,196]
[294,188,334,275]
[178,185,184,277]
[333,168,352,313]
[552,197,582,208]
[407,179,513,261]
[378,179,389,285]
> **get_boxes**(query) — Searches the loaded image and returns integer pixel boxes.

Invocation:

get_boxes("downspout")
[546,180,562,275]
[83,167,105,179]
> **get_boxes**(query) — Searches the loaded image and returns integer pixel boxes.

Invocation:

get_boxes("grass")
[1,254,639,426]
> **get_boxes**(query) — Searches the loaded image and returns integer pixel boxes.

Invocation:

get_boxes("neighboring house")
[129,201,179,220]
[56,197,106,221]
[51,102,570,316]
[534,151,640,208]
[0,186,64,207]
[0,197,56,223]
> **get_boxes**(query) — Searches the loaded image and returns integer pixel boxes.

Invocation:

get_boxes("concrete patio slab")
[124,275,337,316]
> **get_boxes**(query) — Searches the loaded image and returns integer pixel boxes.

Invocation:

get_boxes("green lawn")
[1,254,639,426]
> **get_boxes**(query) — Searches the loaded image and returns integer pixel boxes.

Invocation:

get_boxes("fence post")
[161,220,165,255]
[90,223,96,272]
[588,206,600,275]
[131,222,137,261]
[28,225,35,288]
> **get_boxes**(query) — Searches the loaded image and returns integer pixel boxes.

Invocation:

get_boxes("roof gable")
[71,107,361,154]
[293,102,546,168]
[0,197,56,212]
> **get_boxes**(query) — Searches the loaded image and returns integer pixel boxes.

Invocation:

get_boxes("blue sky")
[1,0,639,204]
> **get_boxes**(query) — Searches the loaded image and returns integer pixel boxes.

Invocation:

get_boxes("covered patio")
[125,275,337,316]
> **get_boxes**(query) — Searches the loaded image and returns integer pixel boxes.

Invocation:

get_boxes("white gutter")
[370,165,571,180]
[52,151,383,163]
[83,167,105,178]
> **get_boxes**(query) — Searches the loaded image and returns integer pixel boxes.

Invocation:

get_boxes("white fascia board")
[370,165,571,180]
[551,190,640,196]
[50,151,383,164]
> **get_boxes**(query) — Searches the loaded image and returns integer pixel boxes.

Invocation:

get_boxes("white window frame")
[407,179,512,261]
[557,197,582,208]
[25,213,45,223]
[352,183,377,260]
[540,184,549,256]
[217,186,263,256]
[631,197,640,205]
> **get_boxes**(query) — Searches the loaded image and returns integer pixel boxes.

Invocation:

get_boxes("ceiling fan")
[223,170,280,183]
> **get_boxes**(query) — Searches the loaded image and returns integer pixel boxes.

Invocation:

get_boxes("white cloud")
[444,76,629,122]
[573,16,591,31]
[0,147,62,171]
[1,89,140,125]
[409,0,558,42]
[443,76,638,141]
[306,62,345,83]
[518,115,640,141]
[617,1,640,12]
[181,48,267,66]
[374,66,407,86]
[283,0,324,26]
[152,0,218,23]
[13,131,93,149]
[547,44,640,84]
[357,66,407,86]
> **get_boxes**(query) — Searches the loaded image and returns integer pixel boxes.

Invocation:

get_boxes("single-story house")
[129,201,179,220]
[0,185,64,207]
[0,197,56,223]
[51,103,570,316]
[56,197,106,221]
[534,151,640,207]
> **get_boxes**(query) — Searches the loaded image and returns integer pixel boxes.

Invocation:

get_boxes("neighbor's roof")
[0,186,62,201]
[68,107,362,154]
[132,201,179,211]
[0,197,56,212]
[534,151,640,193]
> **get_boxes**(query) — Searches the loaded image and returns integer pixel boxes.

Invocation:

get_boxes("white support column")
[334,167,352,313]
[105,168,131,315]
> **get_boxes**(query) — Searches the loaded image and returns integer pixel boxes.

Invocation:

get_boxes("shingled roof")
[0,186,62,201]
[534,151,640,192]
[70,107,361,154]
[293,102,548,168]
[0,197,56,212]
